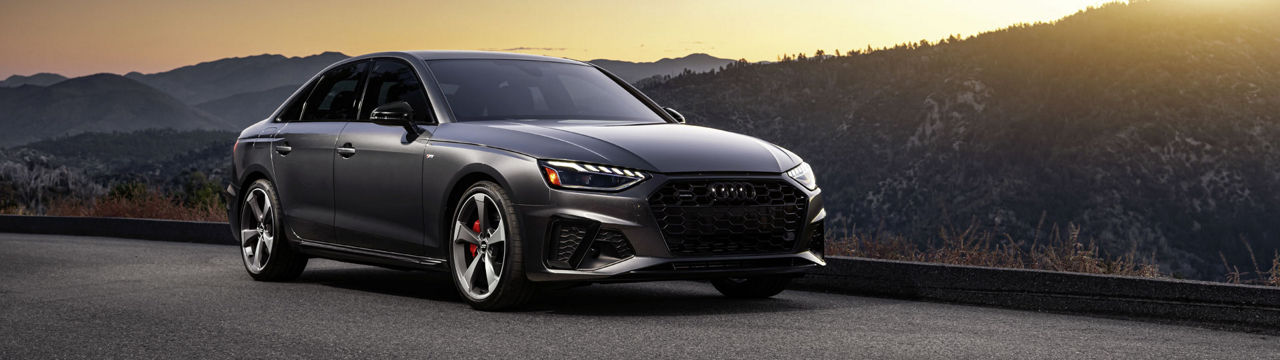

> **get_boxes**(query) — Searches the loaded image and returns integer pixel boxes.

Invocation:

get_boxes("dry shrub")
[46,188,225,222]
[0,205,37,216]
[829,221,1162,278]
[1215,240,1280,286]
[1220,252,1243,284]
[1268,251,1280,287]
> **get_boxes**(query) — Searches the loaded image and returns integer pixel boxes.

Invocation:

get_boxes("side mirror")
[370,101,418,134]
[664,107,686,124]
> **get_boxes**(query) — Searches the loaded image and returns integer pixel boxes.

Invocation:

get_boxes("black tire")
[711,276,791,298]
[447,181,537,310]
[240,179,308,282]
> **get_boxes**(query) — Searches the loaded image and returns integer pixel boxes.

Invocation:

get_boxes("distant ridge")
[0,73,68,88]
[0,73,233,146]
[126,52,348,104]
[195,84,301,127]
[590,53,736,83]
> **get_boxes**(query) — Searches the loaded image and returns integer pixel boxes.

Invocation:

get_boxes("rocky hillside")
[641,0,1280,278]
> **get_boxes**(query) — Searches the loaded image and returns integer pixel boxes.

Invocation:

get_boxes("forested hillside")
[642,0,1280,278]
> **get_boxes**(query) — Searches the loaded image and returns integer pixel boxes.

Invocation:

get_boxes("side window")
[276,80,315,122]
[300,61,368,121]
[360,59,433,123]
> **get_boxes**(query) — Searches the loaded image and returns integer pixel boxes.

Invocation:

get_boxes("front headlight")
[787,162,818,190]
[540,160,648,191]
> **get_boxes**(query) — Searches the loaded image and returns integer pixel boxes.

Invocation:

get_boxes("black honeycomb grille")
[649,179,808,256]
[548,223,588,269]
[595,230,635,259]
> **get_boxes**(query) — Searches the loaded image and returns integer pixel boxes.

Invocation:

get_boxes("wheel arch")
[230,165,274,238]
[440,166,508,241]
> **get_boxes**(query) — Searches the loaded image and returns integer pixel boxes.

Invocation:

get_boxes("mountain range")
[0,52,734,146]
[124,52,349,105]
[0,74,231,146]
[0,73,68,88]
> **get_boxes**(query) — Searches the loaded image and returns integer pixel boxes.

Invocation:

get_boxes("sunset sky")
[0,0,1114,78]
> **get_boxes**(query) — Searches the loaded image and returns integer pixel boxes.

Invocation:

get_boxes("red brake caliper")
[469,220,480,257]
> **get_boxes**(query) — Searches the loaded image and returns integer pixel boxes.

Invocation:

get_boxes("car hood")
[431,120,802,173]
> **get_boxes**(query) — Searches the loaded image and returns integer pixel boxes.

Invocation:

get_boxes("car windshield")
[426,59,666,122]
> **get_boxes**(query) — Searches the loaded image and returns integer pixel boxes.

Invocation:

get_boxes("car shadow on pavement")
[528,284,825,317]
[296,266,462,302]
[296,264,836,316]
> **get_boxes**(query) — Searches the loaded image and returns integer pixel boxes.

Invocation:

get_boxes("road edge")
[0,215,233,245]
[795,256,1280,330]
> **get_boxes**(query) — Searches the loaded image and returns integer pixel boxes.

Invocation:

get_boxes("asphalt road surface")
[2,233,1276,359]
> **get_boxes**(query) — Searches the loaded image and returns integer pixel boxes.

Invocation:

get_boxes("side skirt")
[296,239,448,272]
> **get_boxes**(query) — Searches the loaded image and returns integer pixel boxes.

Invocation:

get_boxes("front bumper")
[517,173,826,283]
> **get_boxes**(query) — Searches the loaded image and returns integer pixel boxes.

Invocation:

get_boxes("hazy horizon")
[0,0,1116,79]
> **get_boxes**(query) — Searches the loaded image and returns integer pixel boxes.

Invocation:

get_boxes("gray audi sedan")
[225,51,826,310]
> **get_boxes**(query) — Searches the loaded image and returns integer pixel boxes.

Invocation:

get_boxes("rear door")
[271,60,368,244]
[332,58,435,254]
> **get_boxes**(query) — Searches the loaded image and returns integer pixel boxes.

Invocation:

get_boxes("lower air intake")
[546,219,635,270]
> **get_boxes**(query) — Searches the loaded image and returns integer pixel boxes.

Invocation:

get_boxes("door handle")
[336,143,356,158]
[274,144,292,155]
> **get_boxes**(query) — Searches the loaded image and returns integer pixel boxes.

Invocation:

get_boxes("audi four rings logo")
[709,182,756,201]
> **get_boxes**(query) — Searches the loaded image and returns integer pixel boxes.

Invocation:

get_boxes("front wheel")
[447,181,536,310]
[711,276,791,298]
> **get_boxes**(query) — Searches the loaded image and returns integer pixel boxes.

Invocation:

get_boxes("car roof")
[363,50,586,65]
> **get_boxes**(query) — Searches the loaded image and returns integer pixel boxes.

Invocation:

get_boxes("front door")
[333,58,435,255]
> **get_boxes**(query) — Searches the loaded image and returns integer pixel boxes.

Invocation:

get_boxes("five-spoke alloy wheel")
[448,181,535,310]
[239,179,307,281]
[451,192,507,300]
[241,187,275,273]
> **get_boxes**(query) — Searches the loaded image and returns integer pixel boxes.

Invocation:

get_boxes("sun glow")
[1,0,1116,78]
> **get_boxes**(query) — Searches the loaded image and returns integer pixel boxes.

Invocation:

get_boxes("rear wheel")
[711,276,791,298]
[239,179,307,281]
[447,181,536,310]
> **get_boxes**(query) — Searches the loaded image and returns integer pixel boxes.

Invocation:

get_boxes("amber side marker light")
[543,166,562,186]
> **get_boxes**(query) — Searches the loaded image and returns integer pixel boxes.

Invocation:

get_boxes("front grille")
[649,179,808,256]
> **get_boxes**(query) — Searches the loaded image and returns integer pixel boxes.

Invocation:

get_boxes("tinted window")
[360,59,433,123]
[300,61,367,121]
[426,59,664,122]
[276,80,315,122]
